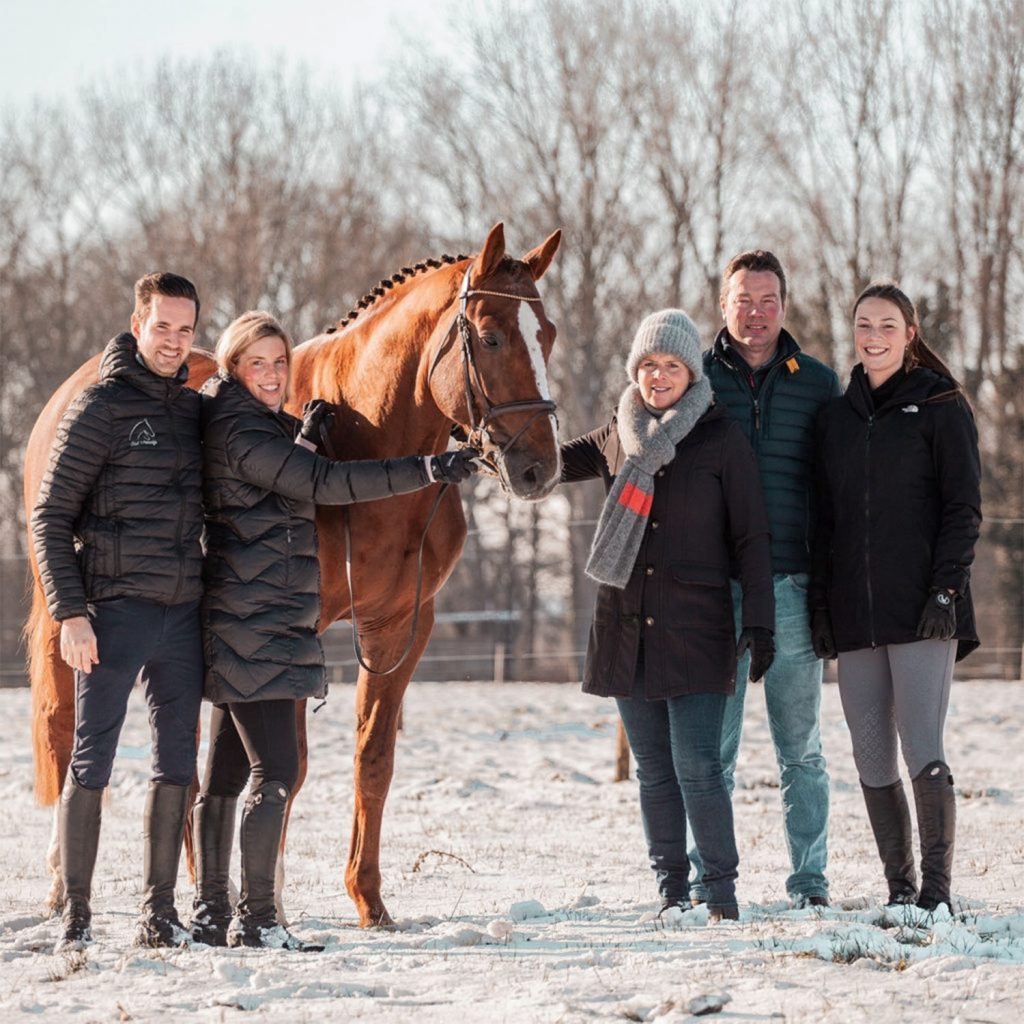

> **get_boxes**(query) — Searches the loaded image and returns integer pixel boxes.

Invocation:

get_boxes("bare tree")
[926,0,1024,677]
[764,0,934,367]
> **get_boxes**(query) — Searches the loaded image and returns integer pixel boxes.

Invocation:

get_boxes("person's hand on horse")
[810,608,838,660]
[737,626,775,682]
[429,450,480,485]
[917,588,957,641]
[60,616,100,673]
[299,399,334,447]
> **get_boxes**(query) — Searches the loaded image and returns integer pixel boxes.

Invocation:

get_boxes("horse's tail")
[25,576,74,805]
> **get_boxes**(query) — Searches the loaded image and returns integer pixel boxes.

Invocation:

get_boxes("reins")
[325,263,558,677]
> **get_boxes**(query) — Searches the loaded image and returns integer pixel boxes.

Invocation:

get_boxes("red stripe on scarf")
[618,481,653,516]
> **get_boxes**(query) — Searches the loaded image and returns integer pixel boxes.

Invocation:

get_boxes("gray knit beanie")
[625,309,703,383]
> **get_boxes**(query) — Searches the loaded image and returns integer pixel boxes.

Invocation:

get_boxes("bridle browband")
[429,264,558,471]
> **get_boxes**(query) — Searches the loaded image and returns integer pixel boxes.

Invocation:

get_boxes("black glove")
[430,449,479,485]
[737,627,775,683]
[916,588,957,641]
[810,609,838,660]
[299,399,334,446]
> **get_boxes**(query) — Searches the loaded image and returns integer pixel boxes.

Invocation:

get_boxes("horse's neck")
[299,270,461,457]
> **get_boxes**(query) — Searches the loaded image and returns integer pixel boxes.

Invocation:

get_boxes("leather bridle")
[428,264,558,474]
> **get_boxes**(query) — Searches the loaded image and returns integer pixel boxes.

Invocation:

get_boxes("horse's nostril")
[522,465,539,487]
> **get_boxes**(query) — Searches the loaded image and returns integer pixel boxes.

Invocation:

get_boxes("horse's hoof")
[359,906,395,929]
[43,887,66,920]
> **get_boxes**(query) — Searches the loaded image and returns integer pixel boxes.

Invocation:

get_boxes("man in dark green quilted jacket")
[688,251,841,909]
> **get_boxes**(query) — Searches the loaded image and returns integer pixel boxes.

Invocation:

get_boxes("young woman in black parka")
[560,310,775,924]
[810,283,982,914]
[190,311,476,950]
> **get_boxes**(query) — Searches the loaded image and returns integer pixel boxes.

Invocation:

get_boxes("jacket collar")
[204,370,296,429]
[711,327,801,374]
[98,332,189,400]
[845,364,953,419]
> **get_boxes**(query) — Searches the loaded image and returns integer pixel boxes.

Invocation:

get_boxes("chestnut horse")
[24,222,561,928]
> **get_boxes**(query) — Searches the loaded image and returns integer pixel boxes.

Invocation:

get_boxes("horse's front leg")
[346,603,434,928]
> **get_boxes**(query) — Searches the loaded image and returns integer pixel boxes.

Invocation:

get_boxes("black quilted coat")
[32,333,203,620]
[200,373,432,703]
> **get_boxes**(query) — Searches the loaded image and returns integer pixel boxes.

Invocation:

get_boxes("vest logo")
[901,404,919,414]
[129,419,158,447]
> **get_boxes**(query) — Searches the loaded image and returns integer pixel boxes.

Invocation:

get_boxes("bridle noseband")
[430,265,558,471]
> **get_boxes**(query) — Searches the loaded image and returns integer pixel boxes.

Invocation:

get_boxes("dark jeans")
[200,700,300,797]
[71,598,202,789]
[616,687,738,908]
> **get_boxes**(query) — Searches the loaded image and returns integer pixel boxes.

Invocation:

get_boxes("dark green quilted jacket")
[703,328,841,575]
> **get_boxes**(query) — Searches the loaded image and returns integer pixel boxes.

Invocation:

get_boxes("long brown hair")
[852,282,962,390]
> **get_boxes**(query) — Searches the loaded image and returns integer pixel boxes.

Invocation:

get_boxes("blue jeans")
[616,688,738,908]
[690,574,830,901]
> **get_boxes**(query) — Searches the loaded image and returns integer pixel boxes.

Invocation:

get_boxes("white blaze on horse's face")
[517,299,559,452]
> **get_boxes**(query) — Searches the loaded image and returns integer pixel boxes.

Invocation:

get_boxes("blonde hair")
[215,310,294,401]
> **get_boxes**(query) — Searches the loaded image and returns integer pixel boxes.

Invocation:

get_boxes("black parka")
[810,365,981,660]
[201,374,432,703]
[32,333,204,620]
[561,403,775,699]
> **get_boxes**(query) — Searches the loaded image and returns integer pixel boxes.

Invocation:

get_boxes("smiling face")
[235,335,290,409]
[131,294,197,378]
[720,268,786,370]
[636,352,691,409]
[854,296,914,388]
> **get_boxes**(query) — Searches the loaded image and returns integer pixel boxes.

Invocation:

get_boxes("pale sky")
[0,0,452,109]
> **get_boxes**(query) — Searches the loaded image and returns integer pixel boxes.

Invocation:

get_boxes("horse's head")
[429,222,562,501]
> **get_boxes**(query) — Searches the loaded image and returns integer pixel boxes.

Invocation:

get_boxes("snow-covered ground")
[2,679,1024,1022]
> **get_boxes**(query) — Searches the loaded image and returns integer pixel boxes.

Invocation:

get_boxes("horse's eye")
[479,331,502,349]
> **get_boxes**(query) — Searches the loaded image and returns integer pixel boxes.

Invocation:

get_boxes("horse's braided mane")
[325,252,471,334]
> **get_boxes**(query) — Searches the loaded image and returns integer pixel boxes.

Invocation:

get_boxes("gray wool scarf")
[585,377,713,588]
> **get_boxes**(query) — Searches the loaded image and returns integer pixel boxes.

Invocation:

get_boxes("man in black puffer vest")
[688,251,842,909]
[32,273,204,951]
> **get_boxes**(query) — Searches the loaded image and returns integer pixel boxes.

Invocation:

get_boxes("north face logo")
[129,419,158,447]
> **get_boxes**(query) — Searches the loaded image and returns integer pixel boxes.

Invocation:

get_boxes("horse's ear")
[522,229,562,281]
[470,222,506,286]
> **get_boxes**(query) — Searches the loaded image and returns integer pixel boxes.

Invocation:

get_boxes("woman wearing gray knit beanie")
[560,309,775,923]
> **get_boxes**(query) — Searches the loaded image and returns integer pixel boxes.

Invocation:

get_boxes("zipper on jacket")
[285,526,293,589]
[864,414,876,648]
[169,393,187,604]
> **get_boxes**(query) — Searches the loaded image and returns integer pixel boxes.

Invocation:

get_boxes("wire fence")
[2,511,1022,686]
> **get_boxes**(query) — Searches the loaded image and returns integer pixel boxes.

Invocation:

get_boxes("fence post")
[493,642,506,685]
[614,721,630,782]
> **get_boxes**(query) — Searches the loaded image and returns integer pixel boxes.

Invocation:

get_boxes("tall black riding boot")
[912,761,956,913]
[57,774,104,951]
[228,782,322,952]
[861,780,918,905]
[135,781,191,947]
[188,793,237,946]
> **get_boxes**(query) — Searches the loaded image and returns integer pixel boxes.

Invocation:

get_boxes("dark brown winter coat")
[561,403,774,699]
